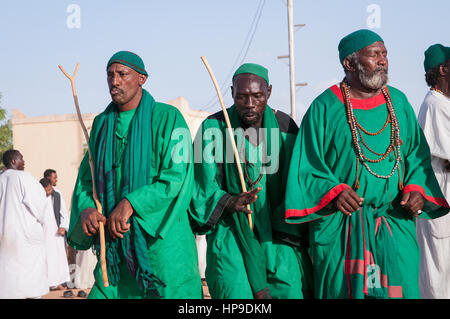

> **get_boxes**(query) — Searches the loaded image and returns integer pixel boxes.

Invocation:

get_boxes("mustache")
[110,86,124,94]
[373,66,388,73]
[365,66,388,77]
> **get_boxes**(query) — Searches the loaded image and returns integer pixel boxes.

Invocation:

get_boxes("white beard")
[356,61,389,90]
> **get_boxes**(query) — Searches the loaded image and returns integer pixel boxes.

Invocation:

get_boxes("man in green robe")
[190,63,312,299]
[67,51,202,299]
[284,29,450,299]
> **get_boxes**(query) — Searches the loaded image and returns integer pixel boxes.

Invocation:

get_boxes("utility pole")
[287,0,296,122]
[278,1,306,123]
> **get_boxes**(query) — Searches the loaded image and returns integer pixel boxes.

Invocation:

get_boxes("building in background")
[12,97,210,208]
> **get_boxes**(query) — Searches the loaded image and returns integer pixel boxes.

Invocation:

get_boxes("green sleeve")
[285,100,350,224]
[67,151,97,250]
[67,116,103,250]
[189,119,232,235]
[125,104,194,239]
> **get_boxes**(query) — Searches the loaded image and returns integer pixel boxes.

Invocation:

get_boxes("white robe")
[44,190,70,287]
[416,89,450,299]
[73,248,97,289]
[195,235,207,279]
[0,170,50,299]
[62,185,96,290]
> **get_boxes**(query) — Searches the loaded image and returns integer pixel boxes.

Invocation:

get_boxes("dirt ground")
[42,288,91,299]
[42,280,210,299]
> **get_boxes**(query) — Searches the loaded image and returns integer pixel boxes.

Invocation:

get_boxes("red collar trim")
[330,84,389,110]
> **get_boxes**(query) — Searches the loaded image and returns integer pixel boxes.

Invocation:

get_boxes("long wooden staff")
[58,64,109,287]
[200,56,253,230]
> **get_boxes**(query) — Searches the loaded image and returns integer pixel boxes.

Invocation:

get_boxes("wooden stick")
[200,56,253,230]
[58,64,109,287]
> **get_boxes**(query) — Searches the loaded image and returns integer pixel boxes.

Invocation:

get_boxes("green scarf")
[224,105,284,298]
[93,89,165,298]
[344,202,402,298]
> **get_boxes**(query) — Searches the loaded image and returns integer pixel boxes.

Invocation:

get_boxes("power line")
[202,0,266,111]
[203,0,265,110]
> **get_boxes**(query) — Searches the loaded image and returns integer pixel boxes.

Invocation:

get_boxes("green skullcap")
[106,51,148,76]
[424,44,450,72]
[233,63,269,85]
[338,29,384,63]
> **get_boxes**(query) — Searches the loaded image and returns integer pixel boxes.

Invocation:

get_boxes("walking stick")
[200,56,253,230]
[58,64,109,287]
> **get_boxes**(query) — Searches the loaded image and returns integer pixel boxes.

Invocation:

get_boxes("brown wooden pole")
[58,64,109,287]
[200,56,253,230]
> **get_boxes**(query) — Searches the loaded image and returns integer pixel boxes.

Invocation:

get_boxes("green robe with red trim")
[284,84,450,299]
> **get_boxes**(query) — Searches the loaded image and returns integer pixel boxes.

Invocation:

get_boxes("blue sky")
[0,0,448,123]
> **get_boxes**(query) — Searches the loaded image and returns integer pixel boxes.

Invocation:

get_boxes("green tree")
[0,93,13,169]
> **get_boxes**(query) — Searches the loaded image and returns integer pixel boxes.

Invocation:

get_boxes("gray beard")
[356,61,389,90]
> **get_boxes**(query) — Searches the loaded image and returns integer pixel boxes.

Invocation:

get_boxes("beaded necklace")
[340,79,404,190]
[431,87,450,99]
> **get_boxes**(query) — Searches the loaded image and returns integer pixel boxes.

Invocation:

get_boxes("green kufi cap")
[107,51,148,76]
[424,44,450,72]
[233,63,269,85]
[338,29,384,63]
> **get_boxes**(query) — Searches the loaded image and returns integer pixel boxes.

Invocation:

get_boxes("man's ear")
[439,63,449,77]
[342,57,356,73]
[267,84,272,99]
[230,85,235,99]
[138,74,147,86]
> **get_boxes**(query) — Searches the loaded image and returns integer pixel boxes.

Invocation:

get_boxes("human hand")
[107,198,134,239]
[225,187,262,215]
[333,188,364,217]
[400,191,424,218]
[80,207,107,237]
[444,160,450,172]
[57,227,66,236]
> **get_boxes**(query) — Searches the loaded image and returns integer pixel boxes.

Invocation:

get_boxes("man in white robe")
[44,169,70,241]
[44,169,96,292]
[416,44,450,299]
[39,178,71,290]
[0,150,50,299]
